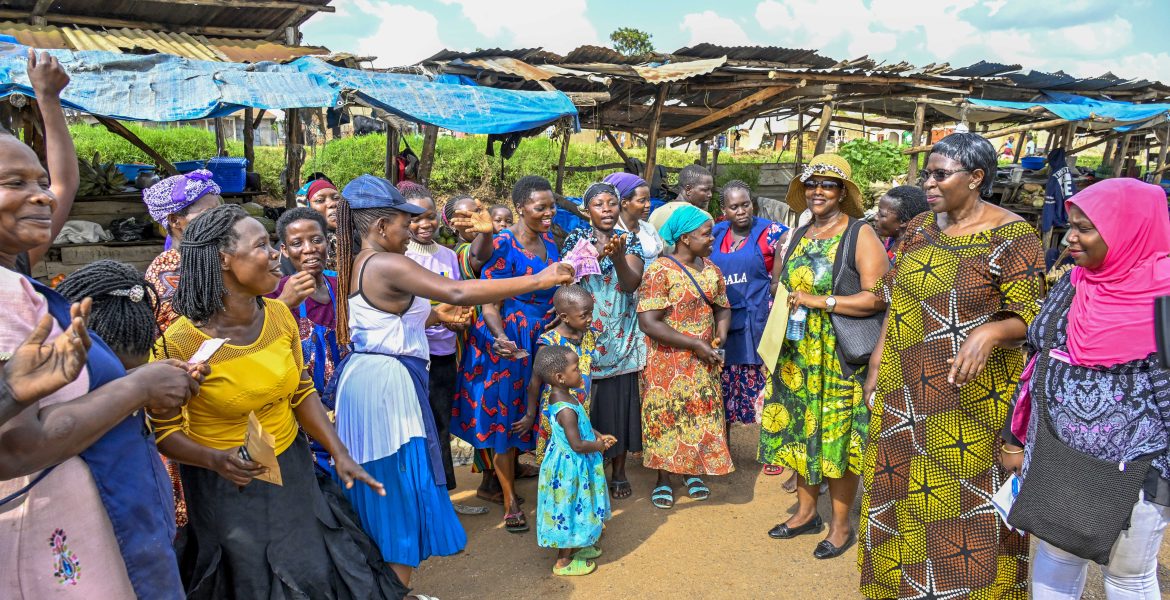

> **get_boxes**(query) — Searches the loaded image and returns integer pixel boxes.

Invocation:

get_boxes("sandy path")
[413,424,1170,600]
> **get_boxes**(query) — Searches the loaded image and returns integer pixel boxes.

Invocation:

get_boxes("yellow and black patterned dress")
[858,212,1044,599]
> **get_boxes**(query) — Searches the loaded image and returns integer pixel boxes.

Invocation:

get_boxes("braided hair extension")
[718,179,755,212]
[333,196,403,345]
[172,204,249,323]
[57,260,160,358]
[440,193,476,240]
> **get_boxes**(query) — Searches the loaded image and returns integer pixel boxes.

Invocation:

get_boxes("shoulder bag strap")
[663,255,712,305]
[833,218,865,289]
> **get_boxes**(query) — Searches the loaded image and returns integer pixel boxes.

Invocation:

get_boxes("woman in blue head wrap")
[604,172,665,263]
[637,203,735,509]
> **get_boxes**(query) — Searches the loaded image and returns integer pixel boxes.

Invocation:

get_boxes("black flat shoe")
[768,516,823,539]
[812,534,855,559]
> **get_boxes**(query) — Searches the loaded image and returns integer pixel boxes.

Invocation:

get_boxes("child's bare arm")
[556,407,605,454]
[511,372,542,435]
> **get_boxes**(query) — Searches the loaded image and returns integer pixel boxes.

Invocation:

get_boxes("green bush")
[836,138,908,202]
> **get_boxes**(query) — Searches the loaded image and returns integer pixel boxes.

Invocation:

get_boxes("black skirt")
[179,435,408,600]
[590,371,643,458]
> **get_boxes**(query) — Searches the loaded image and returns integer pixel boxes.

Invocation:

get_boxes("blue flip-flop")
[684,477,710,501]
[651,484,674,509]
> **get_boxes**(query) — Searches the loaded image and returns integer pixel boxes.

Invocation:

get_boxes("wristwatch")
[825,296,837,313]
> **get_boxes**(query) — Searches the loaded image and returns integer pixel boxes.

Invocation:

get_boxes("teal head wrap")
[658,203,712,246]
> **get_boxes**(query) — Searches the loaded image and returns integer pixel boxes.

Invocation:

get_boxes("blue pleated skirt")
[341,437,467,568]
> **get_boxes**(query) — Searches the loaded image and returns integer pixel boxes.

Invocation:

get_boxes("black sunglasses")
[918,168,971,183]
[802,179,842,191]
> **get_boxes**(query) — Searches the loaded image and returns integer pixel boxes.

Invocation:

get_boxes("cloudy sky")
[302,0,1170,83]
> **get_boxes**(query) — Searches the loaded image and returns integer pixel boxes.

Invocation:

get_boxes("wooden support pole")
[1154,125,1170,182]
[1101,138,1116,166]
[711,144,721,182]
[908,102,926,180]
[283,108,303,207]
[384,126,399,183]
[794,110,805,176]
[1061,122,1077,151]
[554,128,571,196]
[903,118,1070,154]
[94,115,177,176]
[699,141,709,167]
[213,117,227,157]
[1012,130,1027,163]
[643,85,668,184]
[813,101,835,156]
[1066,133,1122,157]
[243,108,255,171]
[602,128,632,169]
[1113,133,1133,178]
[418,125,439,185]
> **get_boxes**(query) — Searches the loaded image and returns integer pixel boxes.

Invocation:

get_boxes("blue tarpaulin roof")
[0,43,577,134]
[969,92,1170,131]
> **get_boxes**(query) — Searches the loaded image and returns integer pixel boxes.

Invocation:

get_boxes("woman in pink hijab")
[1001,178,1170,598]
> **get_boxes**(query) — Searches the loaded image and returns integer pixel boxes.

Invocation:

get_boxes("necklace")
[808,212,844,239]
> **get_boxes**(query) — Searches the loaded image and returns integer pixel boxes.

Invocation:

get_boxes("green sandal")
[573,546,602,560]
[552,557,596,576]
[684,477,710,501]
[651,484,674,509]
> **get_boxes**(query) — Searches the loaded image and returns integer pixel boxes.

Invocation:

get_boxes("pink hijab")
[1065,178,1170,367]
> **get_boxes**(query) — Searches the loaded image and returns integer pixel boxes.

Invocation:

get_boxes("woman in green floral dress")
[758,154,888,560]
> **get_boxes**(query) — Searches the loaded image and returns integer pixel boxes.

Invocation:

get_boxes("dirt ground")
[413,424,1170,600]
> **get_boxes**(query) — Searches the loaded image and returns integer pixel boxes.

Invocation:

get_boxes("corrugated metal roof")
[425,48,543,62]
[672,43,835,68]
[632,56,726,83]
[461,57,554,81]
[0,22,328,62]
[561,45,656,65]
[944,61,1021,78]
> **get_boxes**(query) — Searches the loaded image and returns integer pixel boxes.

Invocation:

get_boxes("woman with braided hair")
[57,260,159,370]
[329,175,572,590]
[151,203,406,600]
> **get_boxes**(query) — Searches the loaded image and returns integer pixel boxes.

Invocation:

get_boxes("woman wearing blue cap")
[331,175,573,592]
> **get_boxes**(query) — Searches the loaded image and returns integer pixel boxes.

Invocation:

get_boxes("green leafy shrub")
[837,138,908,202]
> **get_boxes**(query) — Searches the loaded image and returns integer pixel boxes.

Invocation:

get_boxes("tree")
[609,28,654,56]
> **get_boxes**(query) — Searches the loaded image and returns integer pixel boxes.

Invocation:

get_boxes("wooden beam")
[30,0,51,25]
[699,141,709,167]
[284,108,303,207]
[1114,133,1133,178]
[243,107,255,172]
[1061,122,1077,151]
[565,91,611,106]
[794,110,805,176]
[266,6,308,41]
[554,128,572,195]
[384,126,399,184]
[94,116,177,176]
[418,125,439,185]
[669,88,812,147]
[213,117,227,157]
[1155,125,1170,181]
[251,109,266,131]
[813,101,835,155]
[602,128,632,168]
[1066,132,1122,157]
[547,163,684,175]
[663,86,790,137]
[643,85,668,183]
[903,118,1070,154]
[1012,130,1027,163]
[908,102,925,180]
[138,0,335,10]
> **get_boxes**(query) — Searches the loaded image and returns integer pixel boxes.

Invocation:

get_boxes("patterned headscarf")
[143,170,221,224]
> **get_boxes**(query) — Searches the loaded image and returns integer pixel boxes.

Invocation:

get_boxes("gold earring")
[969,183,977,189]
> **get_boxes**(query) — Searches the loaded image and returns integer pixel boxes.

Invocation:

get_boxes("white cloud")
[356,3,446,67]
[438,0,599,54]
[680,10,753,46]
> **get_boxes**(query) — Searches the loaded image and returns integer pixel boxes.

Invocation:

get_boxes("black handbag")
[829,219,884,374]
[1007,289,1154,565]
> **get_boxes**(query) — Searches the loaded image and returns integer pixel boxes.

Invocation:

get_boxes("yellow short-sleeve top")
[152,297,312,454]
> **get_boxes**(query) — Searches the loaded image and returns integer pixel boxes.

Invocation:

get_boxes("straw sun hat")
[785,153,864,218]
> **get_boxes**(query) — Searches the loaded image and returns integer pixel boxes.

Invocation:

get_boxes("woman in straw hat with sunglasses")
[759,153,888,559]
[858,133,1044,599]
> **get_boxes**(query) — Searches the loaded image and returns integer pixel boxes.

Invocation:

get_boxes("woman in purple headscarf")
[605,172,664,264]
[142,170,223,334]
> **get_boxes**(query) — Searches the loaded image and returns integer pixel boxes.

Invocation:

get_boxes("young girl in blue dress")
[533,344,614,576]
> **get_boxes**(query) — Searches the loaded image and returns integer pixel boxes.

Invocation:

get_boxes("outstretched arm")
[367,252,573,308]
[26,50,77,269]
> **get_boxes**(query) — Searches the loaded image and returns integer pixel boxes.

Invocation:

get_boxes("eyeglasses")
[918,168,970,183]
[802,179,842,191]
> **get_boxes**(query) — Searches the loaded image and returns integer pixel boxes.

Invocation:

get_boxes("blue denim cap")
[341,174,426,214]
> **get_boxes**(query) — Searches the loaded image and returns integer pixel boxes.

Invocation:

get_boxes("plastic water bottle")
[786,306,808,341]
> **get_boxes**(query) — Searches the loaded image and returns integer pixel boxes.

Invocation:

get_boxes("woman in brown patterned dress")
[858,133,1045,599]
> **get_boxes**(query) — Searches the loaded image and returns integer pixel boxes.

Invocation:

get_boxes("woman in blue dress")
[454,175,562,533]
[330,176,571,595]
